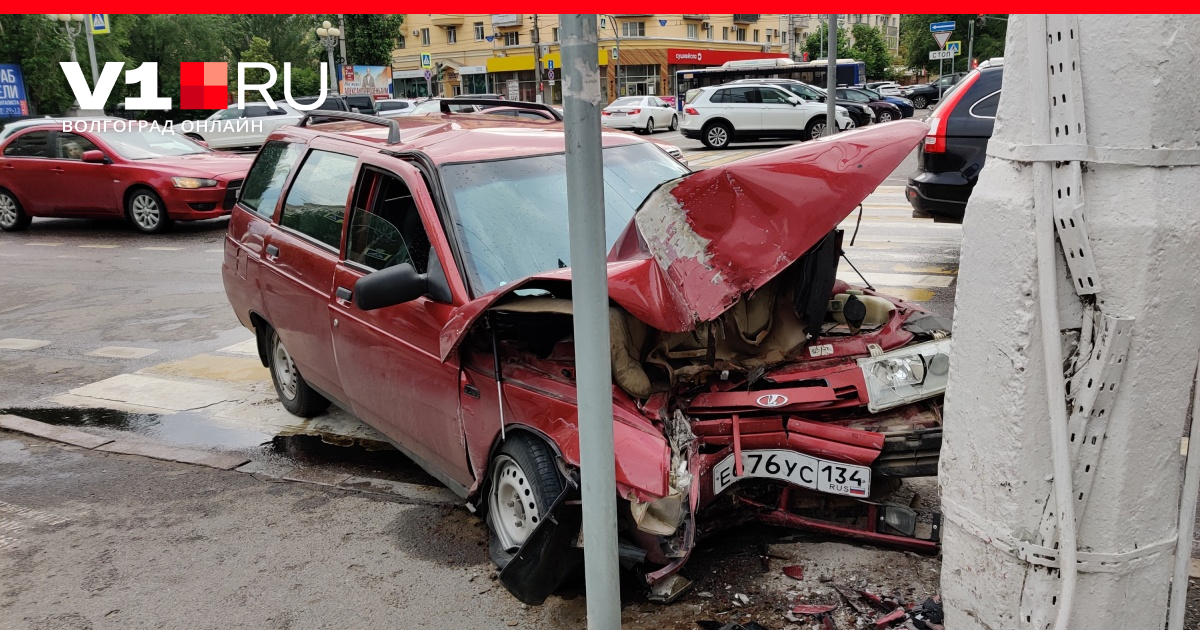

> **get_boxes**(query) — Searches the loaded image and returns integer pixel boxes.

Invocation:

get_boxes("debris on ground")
[873,608,906,627]
[791,604,837,615]
[695,621,772,630]
[909,596,945,630]
[782,565,804,581]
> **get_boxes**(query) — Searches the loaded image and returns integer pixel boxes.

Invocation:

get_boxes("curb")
[0,414,459,507]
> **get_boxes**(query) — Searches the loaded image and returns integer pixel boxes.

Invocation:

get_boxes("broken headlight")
[857,339,952,412]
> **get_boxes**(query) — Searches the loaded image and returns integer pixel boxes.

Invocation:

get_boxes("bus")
[674,58,868,109]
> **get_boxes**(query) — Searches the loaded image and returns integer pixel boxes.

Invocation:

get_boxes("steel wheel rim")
[131,194,160,230]
[707,127,728,146]
[0,195,16,228]
[489,454,540,551]
[272,337,299,400]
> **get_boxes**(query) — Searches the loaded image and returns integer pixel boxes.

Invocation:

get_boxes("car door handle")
[265,244,279,258]
[335,286,353,302]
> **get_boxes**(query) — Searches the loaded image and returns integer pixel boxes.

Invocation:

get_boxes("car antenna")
[488,312,506,441]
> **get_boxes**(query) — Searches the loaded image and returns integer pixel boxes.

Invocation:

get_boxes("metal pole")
[66,26,78,65]
[532,15,543,103]
[938,58,944,101]
[84,23,98,85]
[966,19,975,73]
[327,47,338,95]
[559,13,620,630]
[826,14,837,135]
[337,15,348,64]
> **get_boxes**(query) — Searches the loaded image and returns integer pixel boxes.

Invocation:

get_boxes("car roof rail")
[298,109,402,144]
[441,98,562,120]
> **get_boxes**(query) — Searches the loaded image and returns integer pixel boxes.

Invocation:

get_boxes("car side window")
[240,141,305,219]
[243,105,281,118]
[969,91,1000,118]
[55,132,100,160]
[213,108,242,120]
[345,169,431,274]
[279,150,357,249]
[3,131,52,157]
[758,88,790,104]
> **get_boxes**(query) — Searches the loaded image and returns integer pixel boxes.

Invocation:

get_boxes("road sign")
[946,41,962,55]
[929,50,955,60]
[547,59,554,70]
[424,69,432,80]
[933,31,952,49]
[930,21,955,33]
[420,53,432,69]
[547,69,555,81]
[90,14,110,35]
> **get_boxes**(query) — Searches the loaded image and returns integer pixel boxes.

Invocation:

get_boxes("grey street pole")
[825,14,838,135]
[317,21,341,96]
[337,15,348,65]
[84,22,98,85]
[966,19,974,73]
[532,15,543,103]
[559,14,621,630]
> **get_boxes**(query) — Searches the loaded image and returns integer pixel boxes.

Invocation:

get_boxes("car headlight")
[172,177,218,189]
[860,105,873,114]
[858,339,952,412]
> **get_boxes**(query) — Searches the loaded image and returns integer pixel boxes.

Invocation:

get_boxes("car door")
[652,96,674,126]
[48,131,119,215]
[201,107,243,149]
[0,130,57,214]
[756,86,800,134]
[258,139,357,405]
[328,156,472,489]
[713,86,761,132]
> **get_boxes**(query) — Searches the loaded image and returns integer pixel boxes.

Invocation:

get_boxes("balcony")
[490,14,522,28]
[733,14,760,24]
[430,15,463,27]
[683,15,709,20]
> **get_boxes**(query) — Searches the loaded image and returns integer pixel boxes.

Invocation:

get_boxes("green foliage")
[803,22,852,61]
[849,25,893,80]
[900,14,1008,74]
[342,15,404,66]
[239,36,278,100]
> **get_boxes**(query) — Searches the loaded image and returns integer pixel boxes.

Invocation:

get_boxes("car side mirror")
[354,263,427,310]
[786,96,802,105]
[81,150,107,164]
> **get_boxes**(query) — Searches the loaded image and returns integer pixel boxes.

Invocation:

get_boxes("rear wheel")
[266,328,331,417]
[669,115,678,131]
[912,95,928,109]
[644,117,655,134]
[806,117,829,141]
[701,121,732,149]
[0,188,31,232]
[125,188,173,234]
[487,433,564,567]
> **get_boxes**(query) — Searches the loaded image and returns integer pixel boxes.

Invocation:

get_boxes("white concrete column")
[940,15,1200,629]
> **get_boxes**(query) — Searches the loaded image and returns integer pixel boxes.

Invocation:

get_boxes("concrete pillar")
[940,15,1200,629]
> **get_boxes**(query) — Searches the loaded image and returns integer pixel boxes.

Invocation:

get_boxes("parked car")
[374,98,419,116]
[291,94,377,115]
[186,103,302,149]
[680,83,852,148]
[835,88,905,123]
[865,82,904,97]
[396,98,482,116]
[907,61,1003,222]
[455,93,505,100]
[601,95,678,134]
[901,73,968,109]
[221,111,943,604]
[0,123,250,233]
[729,78,873,129]
[857,87,915,118]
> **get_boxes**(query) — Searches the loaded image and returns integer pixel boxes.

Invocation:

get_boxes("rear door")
[0,130,57,214]
[711,87,761,132]
[258,139,357,404]
[48,131,118,215]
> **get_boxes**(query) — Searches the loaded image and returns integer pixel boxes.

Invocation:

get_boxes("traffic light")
[976,16,987,28]
[434,62,445,81]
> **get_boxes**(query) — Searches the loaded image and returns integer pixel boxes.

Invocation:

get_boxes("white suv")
[680,83,852,149]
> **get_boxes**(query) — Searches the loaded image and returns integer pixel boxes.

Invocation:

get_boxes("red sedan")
[0,123,251,233]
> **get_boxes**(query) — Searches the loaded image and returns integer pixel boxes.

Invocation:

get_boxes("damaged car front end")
[439,120,946,604]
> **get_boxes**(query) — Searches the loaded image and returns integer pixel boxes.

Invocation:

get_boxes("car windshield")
[91,129,209,159]
[409,100,443,114]
[860,88,883,99]
[609,97,642,107]
[442,142,690,295]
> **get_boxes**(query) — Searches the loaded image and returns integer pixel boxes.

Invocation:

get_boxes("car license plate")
[712,449,871,498]
[611,111,625,116]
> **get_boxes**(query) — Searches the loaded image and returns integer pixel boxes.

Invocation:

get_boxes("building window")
[447,26,457,44]
[707,25,714,40]
[766,32,772,43]
[753,29,759,42]
[397,34,405,49]
[736,27,747,42]
[621,21,645,37]
[687,24,698,39]
[722,26,729,40]
[552,27,559,42]
[421,28,430,46]
[503,31,520,46]
[474,22,485,41]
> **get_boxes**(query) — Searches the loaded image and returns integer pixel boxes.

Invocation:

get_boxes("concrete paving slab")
[44,394,175,415]
[96,440,249,470]
[338,476,459,506]
[65,373,244,411]
[86,346,160,359]
[0,415,113,449]
[234,459,297,480]
[282,467,353,487]
[140,353,269,384]
[0,338,51,351]
[216,337,259,357]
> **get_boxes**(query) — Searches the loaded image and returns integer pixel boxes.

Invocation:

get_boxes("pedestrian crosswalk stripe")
[78,244,119,249]
[139,246,184,251]
[873,288,936,303]
[25,242,63,247]
[836,271,954,288]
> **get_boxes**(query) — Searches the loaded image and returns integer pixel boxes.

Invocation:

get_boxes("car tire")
[184,133,204,142]
[645,117,655,135]
[912,96,928,109]
[878,110,895,123]
[0,188,31,232]
[486,432,565,568]
[669,115,678,131]
[125,188,173,234]
[701,121,732,149]
[266,328,332,418]
[805,117,828,141]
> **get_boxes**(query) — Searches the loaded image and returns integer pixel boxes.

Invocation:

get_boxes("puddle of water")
[2,407,271,450]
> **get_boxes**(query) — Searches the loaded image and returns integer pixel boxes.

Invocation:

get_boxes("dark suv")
[906,62,1002,222]
[901,72,967,109]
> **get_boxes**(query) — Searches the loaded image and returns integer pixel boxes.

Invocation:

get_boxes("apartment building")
[788,14,902,56]
[392,14,793,104]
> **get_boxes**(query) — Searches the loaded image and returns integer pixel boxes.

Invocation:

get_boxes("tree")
[900,14,1008,74]
[342,15,404,67]
[803,21,851,61]
[239,36,278,101]
[849,24,893,80]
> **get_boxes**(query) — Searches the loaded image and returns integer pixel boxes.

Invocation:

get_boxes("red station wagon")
[222,108,949,604]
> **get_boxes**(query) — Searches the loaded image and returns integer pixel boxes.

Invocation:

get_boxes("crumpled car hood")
[439,120,928,362]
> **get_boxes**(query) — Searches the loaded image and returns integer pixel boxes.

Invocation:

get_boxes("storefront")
[393,69,431,98]
[665,47,788,99]
[486,50,610,104]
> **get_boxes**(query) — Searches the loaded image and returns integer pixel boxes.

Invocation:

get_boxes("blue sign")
[424,69,432,81]
[930,21,955,33]
[90,14,110,35]
[547,59,554,70]
[485,35,494,43]
[420,53,432,69]
[0,64,29,119]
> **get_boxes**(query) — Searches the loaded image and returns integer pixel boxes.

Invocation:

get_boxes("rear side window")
[969,92,1000,118]
[240,141,304,218]
[3,131,52,157]
[279,150,357,249]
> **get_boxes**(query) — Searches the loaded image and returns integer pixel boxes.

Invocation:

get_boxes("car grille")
[222,179,244,210]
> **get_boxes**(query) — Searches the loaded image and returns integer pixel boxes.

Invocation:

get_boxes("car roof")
[272,112,645,165]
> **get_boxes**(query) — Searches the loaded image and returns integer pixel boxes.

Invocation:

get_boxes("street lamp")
[315,20,341,96]
[47,14,101,110]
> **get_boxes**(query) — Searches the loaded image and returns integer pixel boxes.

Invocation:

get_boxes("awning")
[486,49,609,73]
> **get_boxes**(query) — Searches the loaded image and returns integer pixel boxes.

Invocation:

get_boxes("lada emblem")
[755,394,789,408]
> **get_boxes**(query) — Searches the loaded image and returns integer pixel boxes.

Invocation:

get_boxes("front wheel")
[266,328,331,417]
[669,115,678,131]
[878,110,895,123]
[912,95,928,109]
[125,188,173,234]
[701,122,732,149]
[487,433,565,567]
[806,117,829,141]
[0,188,31,232]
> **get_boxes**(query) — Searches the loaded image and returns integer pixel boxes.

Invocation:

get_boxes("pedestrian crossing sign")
[90,14,110,35]
[946,41,962,55]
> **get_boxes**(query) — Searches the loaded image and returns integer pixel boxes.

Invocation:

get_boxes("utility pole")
[531,14,543,103]
[559,13,621,630]
[83,20,98,85]
[337,14,347,65]
[940,14,1200,630]
[825,14,837,136]
[965,18,975,73]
